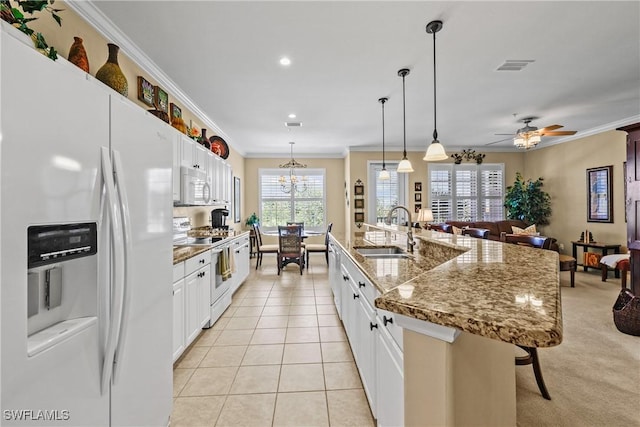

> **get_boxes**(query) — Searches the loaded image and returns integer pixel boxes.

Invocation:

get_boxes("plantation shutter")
[428,163,505,222]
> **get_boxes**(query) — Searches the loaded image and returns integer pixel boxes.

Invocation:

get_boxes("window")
[259,168,326,231]
[367,162,409,225]
[428,163,504,222]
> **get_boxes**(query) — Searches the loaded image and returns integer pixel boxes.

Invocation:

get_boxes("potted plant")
[245,212,260,229]
[0,0,63,60]
[504,172,552,225]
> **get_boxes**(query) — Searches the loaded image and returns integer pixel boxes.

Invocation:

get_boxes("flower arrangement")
[0,0,63,60]
[187,127,200,141]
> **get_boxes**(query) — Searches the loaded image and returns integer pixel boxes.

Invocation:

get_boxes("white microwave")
[180,166,211,205]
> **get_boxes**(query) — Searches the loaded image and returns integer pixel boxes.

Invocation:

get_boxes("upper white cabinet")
[176,135,233,205]
[180,136,208,171]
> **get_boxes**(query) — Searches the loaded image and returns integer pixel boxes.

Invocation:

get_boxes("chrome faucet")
[385,205,416,253]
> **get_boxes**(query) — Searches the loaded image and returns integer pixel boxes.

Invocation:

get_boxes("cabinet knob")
[199,259,205,264]
[353,293,359,299]
[383,315,393,326]
[358,281,365,288]
[370,322,378,331]
[342,274,349,281]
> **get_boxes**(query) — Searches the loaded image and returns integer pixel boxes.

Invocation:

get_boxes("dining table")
[262,229,324,239]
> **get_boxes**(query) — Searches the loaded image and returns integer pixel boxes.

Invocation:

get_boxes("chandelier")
[279,142,307,194]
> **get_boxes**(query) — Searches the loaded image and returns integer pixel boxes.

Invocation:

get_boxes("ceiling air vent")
[496,59,535,71]
[285,122,302,127]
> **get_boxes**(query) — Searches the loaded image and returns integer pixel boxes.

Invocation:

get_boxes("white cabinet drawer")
[185,250,211,276]
[173,262,184,283]
[343,255,379,306]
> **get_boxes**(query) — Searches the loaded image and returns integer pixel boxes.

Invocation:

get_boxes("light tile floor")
[172,254,375,427]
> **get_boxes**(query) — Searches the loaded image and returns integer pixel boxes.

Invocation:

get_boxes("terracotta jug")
[67,37,89,73]
[95,43,128,96]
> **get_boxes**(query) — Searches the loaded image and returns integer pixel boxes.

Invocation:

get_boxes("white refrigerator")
[1,28,173,426]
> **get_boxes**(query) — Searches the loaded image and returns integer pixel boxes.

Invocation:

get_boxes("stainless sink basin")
[356,247,409,259]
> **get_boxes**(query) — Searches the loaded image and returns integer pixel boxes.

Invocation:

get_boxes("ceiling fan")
[486,117,577,148]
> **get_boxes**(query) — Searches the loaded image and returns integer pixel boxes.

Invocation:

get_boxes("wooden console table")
[572,241,621,276]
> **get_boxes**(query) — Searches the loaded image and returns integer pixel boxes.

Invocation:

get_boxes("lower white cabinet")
[376,320,404,427]
[331,243,405,427]
[185,265,211,346]
[172,279,185,362]
[173,250,212,362]
[328,239,342,318]
[233,235,250,291]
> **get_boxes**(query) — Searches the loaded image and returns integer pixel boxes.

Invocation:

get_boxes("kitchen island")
[330,224,562,426]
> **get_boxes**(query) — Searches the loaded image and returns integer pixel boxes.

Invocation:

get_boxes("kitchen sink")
[356,247,409,259]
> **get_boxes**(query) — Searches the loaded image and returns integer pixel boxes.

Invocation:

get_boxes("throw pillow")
[452,226,463,235]
[512,224,537,235]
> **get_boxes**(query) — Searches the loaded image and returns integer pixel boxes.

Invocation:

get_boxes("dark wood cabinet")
[619,122,640,294]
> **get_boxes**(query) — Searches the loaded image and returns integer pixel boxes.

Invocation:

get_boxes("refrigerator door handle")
[100,147,126,395]
[111,149,133,383]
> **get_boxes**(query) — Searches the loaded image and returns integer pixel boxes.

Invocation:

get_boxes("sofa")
[444,219,528,241]
[428,219,559,252]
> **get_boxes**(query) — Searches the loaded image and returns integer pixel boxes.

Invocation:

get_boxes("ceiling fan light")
[379,169,390,180]
[423,140,448,161]
[397,158,414,173]
[513,136,525,148]
[529,134,541,144]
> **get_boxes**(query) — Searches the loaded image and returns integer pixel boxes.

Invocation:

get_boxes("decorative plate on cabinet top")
[210,136,229,159]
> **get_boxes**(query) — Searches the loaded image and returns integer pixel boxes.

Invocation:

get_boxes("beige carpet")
[516,270,640,426]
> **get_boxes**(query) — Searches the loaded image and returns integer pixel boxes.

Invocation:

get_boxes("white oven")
[180,166,211,205]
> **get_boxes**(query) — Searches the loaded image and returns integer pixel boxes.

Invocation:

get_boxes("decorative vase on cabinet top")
[95,43,128,96]
[199,129,211,149]
[67,36,89,73]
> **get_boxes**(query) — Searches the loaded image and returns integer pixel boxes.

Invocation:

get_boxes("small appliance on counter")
[211,208,229,230]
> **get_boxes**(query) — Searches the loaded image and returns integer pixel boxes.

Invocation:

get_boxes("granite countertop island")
[333,223,563,349]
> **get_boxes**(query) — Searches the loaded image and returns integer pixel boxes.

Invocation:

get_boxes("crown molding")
[67,1,243,156]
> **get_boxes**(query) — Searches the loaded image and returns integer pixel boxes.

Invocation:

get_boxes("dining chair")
[286,222,306,247]
[461,227,490,239]
[305,223,333,267]
[277,225,305,275]
[253,224,278,270]
[501,231,552,400]
[286,221,305,232]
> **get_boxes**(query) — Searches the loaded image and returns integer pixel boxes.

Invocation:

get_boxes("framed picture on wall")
[354,212,365,223]
[587,165,613,223]
[414,204,422,213]
[414,193,422,202]
[354,184,364,196]
[354,199,364,209]
[414,182,422,192]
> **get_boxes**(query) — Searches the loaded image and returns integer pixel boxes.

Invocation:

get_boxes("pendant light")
[397,68,414,173]
[378,97,390,180]
[423,20,448,162]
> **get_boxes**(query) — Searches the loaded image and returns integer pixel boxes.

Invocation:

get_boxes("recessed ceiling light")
[279,57,291,66]
[288,113,296,119]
